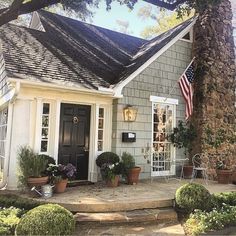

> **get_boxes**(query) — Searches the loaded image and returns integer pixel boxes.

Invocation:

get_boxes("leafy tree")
[138,8,194,39]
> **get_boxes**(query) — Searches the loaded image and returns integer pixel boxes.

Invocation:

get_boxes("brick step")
[74,207,178,224]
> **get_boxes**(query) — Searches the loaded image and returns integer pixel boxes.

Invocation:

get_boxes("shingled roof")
[0,11,195,90]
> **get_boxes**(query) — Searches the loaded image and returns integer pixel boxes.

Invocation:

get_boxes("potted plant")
[17,146,52,188]
[204,126,235,183]
[47,163,76,193]
[215,158,232,184]
[96,152,120,180]
[101,162,122,187]
[121,152,141,185]
[168,121,197,178]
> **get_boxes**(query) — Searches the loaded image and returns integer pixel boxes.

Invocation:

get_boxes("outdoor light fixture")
[123,106,138,122]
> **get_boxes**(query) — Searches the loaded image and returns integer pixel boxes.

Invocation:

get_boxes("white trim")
[150,96,178,105]
[113,18,196,97]
[180,28,193,43]
[34,98,42,153]
[8,78,114,97]
[53,100,61,164]
[0,89,15,107]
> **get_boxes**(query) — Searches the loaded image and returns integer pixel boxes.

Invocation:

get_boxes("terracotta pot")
[106,175,119,187]
[183,165,193,179]
[217,169,232,184]
[127,167,141,185]
[27,176,49,187]
[55,179,68,193]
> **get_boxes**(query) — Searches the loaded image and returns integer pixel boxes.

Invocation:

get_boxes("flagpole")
[164,57,195,101]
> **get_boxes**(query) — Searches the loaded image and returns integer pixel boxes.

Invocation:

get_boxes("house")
[0,10,195,189]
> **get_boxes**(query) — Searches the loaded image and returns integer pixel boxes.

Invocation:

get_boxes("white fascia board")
[113,18,196,97]
[0,89,15,107]
[8,78,114,97]
[150,95,178,105]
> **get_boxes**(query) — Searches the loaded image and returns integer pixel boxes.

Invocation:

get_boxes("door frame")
[53,99,112,182]
[150,96,178,177]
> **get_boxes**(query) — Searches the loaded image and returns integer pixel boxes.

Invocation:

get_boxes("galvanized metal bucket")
[41,184,53,198]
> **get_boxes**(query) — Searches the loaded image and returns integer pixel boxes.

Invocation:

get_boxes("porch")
[25,179,236,212]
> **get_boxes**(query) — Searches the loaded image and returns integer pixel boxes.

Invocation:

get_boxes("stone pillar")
[191,0,236,176]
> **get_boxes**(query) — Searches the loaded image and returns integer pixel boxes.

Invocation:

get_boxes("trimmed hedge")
[175,183,212,213]
[0,194,41,210]
[96,152,120,168]
[212,192,236,208]
[16,204,75,235]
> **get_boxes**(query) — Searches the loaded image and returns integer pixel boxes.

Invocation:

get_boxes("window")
[40,103,50,153]
[0,108,7,178]
[97,108,104,151]
[150,96,178,177]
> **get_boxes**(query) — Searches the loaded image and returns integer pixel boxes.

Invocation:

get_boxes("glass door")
[152,102,175,177]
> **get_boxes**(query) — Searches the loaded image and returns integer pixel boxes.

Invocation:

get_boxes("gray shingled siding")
[112,40,192,179]
[0,53,7,96]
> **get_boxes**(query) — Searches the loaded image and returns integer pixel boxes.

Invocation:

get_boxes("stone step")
[61,198,173,213]
[74,208,178,224]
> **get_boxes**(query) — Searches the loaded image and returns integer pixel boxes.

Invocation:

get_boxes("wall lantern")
[123,106,138,122]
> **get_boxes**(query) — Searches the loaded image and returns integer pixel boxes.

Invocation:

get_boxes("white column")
[34,98,42,153]
[53,100,61,163]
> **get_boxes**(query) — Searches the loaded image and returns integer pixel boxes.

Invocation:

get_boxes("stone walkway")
[76,222,185,236]
[25,179,236,212]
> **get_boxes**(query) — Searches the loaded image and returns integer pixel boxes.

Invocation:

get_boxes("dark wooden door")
[59,103,91,180]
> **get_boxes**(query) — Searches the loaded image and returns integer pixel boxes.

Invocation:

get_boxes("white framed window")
[40,103,50,153]
[150,96,177,177]
[97,107,104,152]
[0,107,7,177]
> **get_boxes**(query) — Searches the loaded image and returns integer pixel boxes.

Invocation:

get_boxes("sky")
[87,1,159,38]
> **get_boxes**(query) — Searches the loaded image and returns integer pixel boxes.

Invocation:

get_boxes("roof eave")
[112,17,197,97]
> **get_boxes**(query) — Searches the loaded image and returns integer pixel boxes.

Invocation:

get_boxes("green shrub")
[0,194,41,210]
[17,146,49,187]
[185,205,236,235]
[121,152,135,177]
[0,207,22,235]
[212,192,236,208]
[96,152,119,168]
[175,183,212,213]
[16,204,75,235]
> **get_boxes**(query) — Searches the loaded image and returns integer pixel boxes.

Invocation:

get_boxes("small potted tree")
[121,152,141,185]
[168,121,197,178]
[96,152,120,180]
[17,146,52,188]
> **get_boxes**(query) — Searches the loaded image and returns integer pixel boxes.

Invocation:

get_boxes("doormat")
[67,180,94,187]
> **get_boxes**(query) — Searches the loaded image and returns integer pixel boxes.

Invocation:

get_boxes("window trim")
[39,102,51,154]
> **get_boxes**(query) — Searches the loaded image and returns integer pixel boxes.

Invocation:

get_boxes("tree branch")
[0,0,61,27]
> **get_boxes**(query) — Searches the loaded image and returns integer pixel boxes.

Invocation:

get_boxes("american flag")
[178,61,194,120]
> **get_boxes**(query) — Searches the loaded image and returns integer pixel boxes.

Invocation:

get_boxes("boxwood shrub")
[175,183,212,213]
[16,204,75,235]
[96,152,120,168]
[212,192,236,208]
[0,194,41,210]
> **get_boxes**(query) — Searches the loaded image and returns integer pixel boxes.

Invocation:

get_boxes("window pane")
[43,103,50,114]
[99,108,104,118]
[98,141,103,151]
[41,128,48,139]
[98,119,103,129]
[40,141,48,152]
[98,130,103,140]
[42,116,49,127]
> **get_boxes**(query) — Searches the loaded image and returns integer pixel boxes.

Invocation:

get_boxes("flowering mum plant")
[47,163,76,182]
[101,162,122,181]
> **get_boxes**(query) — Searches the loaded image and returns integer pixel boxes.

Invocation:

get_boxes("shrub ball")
[16,204,75,235]
[96,152,120,168]
[175,183,212,212]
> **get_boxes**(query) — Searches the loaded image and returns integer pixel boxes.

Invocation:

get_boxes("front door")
[59,103,91,180]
